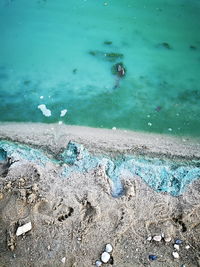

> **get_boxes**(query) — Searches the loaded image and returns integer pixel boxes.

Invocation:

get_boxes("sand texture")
[0,123,200,267]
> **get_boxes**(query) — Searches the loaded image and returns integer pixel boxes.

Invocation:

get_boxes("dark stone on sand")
[111,62,126,77]
[190,45,197,50]
[104,41,112,45]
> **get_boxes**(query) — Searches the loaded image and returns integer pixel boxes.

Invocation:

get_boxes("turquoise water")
[1,140,200,196]
[0,0,200,136]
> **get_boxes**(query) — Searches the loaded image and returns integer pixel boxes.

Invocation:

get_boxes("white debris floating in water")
[105,244,113,253]
[38,104,51,117]
[16,222,32,236]
[101,252,110,263]
[60,109,67,117]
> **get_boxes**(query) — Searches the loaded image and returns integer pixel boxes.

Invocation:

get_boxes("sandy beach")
[0,123,200,266]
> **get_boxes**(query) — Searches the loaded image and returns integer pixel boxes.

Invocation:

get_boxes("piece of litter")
[105,243,113,253]
[95,260,102,267]
[40,96,44,99]
[168,128,172,131]
[101,252,110,263]
[185,245,190,250]
[61,257,66,264]
[112,127,116,130]
[16,222,32,236]
[148,122,152,127]
[60,109,67,117]
[164,237,172,243]
[147,236,152,241]
[149,255,158,261]
[174,244,180,250]
[172,251,179,259]
[38,104,51,117]
[58,121,63,125]
[175,239,183,245]
[153,235,162,242]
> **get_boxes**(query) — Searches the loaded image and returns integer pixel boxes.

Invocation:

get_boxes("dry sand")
[0,123,200,267]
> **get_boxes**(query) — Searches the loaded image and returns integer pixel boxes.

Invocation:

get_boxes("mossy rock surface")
[88,50,123,62]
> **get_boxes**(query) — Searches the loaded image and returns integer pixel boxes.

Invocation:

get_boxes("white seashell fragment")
[16,222,32,236]
[112,127,116,130]
[101,252,110,263]
[172,251,179,259]
[174,244,180,250]
[105,243,113,253]
[95,260,102,267]
[147,236,152,241]
[60,109,67,117]
[61,257,66,264]
[38,104,51,117]
[153,235,162,242]
[164,237,172,242]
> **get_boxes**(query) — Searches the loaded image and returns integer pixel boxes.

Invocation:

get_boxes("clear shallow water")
[0,0,200,136]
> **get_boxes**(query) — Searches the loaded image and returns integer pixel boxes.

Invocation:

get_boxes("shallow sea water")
[0,0,200,136]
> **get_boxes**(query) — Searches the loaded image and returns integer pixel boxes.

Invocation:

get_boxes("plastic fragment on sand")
[101,252,110,263]
[153,235,162,242]
[172,251,179,259]
[16,222,32,236]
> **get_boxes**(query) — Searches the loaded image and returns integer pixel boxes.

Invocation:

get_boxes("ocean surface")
[0,0,200,137]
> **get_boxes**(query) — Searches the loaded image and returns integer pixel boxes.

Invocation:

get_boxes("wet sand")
[0,123,200,266]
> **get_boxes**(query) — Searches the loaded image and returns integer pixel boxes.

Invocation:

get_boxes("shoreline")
[0,122,200,161]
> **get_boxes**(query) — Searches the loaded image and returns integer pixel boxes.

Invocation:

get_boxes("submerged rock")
[111,62,126,77]
[89,50,123,62]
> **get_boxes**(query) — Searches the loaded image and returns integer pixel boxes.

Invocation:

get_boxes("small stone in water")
[149,255,158,260]
[174,244,180,250]
[95,260,102,267]
[175,239,183,245]
[172,251,179,259]
[101,252,110,263]
[153,235,162,242]
[105,243,113,253]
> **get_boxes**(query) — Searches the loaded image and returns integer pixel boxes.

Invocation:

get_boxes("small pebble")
[149,255,158,261]
[174,244,180,250]
[95,260,102,267]
[101,252,110,263]
[16,222,32,236]
[153,235,162,242]
[61,257,66,264]
[148,122,152,127]
[172,251,179,259]
[112,127,116,130]
[105,244,113,253]
[164,237,172,242]
[175,239,183,245]
[147,236,152,241]
[185,245,190,250]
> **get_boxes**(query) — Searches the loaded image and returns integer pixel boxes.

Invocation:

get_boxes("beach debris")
[38,104,51,117]
[112,127,117,130]
[16,222,32,236]
[149,255,158,261]
[60,109,67,117]
[164,236,172,243]
[61,257,66,264]
[95,260,102,267]
[40,95,44,99]
[111,62,126,77]
[153,235,162,242]
[147,236,152,241]
[172,251,179,259]
[185,245,190,250]
[105,244,113,253]
[101,252,110,263]
[175,239,183,245]
[148,122,152,127]
[174,244,180,250]
[168,128,172,132]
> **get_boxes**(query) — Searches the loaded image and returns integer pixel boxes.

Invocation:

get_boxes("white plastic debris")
[172,251,179,259]
[112,127,117,130]
[60,109,67,117]
[38,104,51,117]
[147,236,152,241]
[16,222,32,236]
[95,260,102,267]
[168,128,172,131]
[185,245,190,250]
[58,121,63,125]
[153,235,162,242]
[61,257,66,264]
[101,252,110,263]
[148,122,152,127]
[105,243,113,253]
[40,96,44,99]
[164,237,172,242]
[174,244,180,251]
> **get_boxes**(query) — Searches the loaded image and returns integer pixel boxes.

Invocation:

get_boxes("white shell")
[101,252,110,263]
[153,235,162,242]
[147,236,152,241]
[174,244,180,251]
[172,251,179,259]
[16,222,32,236]
[61,257,66,264]
[164,237,172,242]
[95,260,102,267]
[105,244,113,253]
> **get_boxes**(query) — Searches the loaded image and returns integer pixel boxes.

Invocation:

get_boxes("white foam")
[38,104,51,117]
